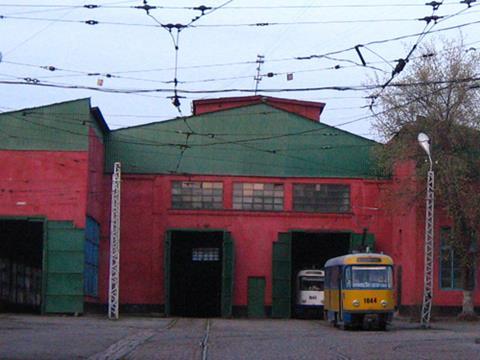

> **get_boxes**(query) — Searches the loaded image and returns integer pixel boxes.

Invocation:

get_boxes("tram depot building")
[0,96,478,318]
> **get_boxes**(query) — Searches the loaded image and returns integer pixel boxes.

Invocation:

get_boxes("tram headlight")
[352,299,360,307]
[380,300,388,308]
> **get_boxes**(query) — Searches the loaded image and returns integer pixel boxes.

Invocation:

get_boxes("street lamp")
[418,133,434,328]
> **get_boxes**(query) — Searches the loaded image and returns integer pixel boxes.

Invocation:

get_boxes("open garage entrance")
[291,232,350,282]
[0,219,44,313]
[291,232,350,318]
[272,231,371,318]
[165,230,234,318]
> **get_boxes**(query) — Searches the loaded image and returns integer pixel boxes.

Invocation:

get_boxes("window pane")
[171,181,223,209]
[293,184,350,212]
[233,183,284,211]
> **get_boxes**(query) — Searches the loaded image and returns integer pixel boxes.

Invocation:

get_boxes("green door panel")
[221,232,235,318]
[272,232,292,318]
[350,232,375,253]
[248,277,266,318]
[164,231,172,316]
[46,274,83,295]
[44,295,84,313]
[48,229,84,252]
[47,252,84,273]
[44,221,84,314]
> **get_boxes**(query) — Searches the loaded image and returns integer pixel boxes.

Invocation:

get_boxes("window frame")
[292,183,351,213]
[171,181,223,210]
[232,182,284,212]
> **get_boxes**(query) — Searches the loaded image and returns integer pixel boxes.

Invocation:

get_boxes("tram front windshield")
[345,266,392,289]
[300,277,324,291]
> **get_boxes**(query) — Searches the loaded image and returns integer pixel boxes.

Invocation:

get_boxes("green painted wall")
[106,104,380,178]
[0,98,100,151]
[44,221,84,314]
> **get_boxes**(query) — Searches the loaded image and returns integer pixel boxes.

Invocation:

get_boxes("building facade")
[0,96,478,316]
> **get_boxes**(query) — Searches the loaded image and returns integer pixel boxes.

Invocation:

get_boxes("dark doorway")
[291,232,350,316]
[0,220,44,313]
[170,231,223,317]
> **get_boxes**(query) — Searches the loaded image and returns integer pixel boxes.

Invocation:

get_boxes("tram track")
[88,318,178,360]
[89,317,212,360]
[201,319,212,360]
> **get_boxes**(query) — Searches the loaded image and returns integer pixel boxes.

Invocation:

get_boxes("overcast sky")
[0,0,479,139]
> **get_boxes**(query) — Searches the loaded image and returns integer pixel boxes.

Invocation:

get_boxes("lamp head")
[417,132,431,156]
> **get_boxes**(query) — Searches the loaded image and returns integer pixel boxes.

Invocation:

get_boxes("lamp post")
[418,133,434,328]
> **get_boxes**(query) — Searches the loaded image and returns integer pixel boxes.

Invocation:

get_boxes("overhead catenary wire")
[1,0,478,139]
[4,74,477,150]
[0,1,468,10]
[1,74,479,94]
[2,20,478,80]
[2,71,477,176]
[368,1,477,109]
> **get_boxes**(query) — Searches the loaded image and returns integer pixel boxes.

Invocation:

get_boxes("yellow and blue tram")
[324,253,395,330]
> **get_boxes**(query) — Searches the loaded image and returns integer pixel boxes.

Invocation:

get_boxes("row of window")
[171,181,351,213]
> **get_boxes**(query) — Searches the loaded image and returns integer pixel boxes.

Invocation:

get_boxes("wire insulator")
[134,4,157,13]
[84,4,99,9]
[172,95,181,108]
[392,59,407,76]
[193,5,212,15]
[418,15,443,24]
[85,20,99,25]
[460,0,477,8]
[425,1,442,10]
[24,77,39,84]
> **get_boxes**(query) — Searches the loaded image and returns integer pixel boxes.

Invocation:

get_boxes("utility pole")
[108,162,121,320]
[418,133,434,328]
[254,54,264,95]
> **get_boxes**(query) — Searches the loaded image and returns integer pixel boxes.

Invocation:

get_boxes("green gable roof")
[106,103,380,178]
[0,98,107,151]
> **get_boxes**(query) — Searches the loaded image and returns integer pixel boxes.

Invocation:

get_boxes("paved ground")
[1,314,479,359]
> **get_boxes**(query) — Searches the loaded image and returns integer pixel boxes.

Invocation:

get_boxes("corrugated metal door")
[44,221,84,314]
[221,231,234,317]
[248,277,266,318]
[164,230,172,316]
[272,232,292,318]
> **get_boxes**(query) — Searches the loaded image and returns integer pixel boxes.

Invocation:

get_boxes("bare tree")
[371,39,480,319]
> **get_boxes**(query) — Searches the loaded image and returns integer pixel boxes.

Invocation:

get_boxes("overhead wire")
[2,109,375,176]
[0,1,478,142]
[3,74,479,176]
[5,74,478,148]
[2,19,478,78]
[368,1,477,109]
[0,1,466,10]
